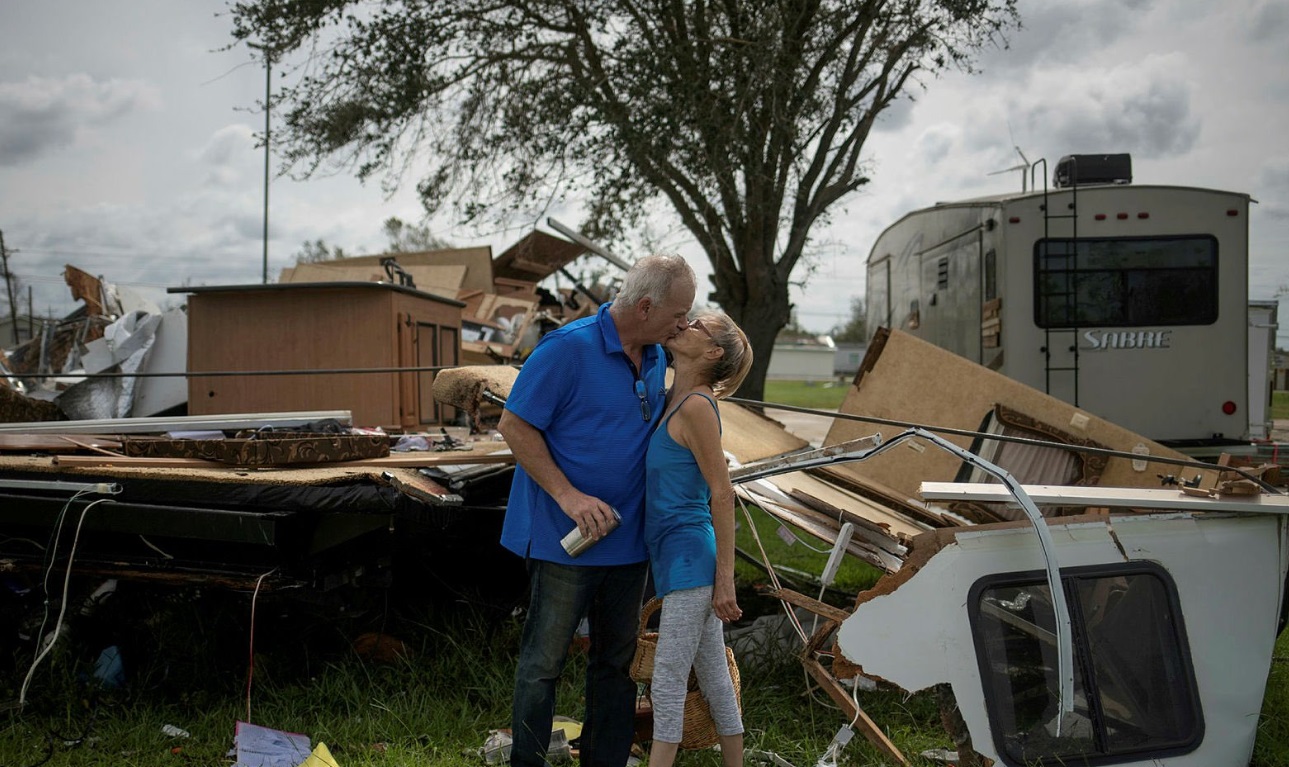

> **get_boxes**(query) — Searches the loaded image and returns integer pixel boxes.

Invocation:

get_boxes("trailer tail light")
[1095,213,1107,220]
[1222,401,1237,415]
[1137,212,1150,219]
[1227,209,1239,216]
[1009,216,1021,224]
[1117,213,1129,220]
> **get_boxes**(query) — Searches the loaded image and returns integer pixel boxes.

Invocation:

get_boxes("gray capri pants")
[650,585,744,743]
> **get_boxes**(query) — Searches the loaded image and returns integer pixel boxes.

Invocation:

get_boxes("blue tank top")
[644,392,721,596]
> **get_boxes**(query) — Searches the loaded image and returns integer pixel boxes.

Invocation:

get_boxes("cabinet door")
[397,313,417,429]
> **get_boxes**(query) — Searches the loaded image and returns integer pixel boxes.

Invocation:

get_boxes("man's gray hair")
[615,254,695,307]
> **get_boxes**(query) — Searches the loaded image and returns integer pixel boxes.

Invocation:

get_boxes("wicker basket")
[631,597,743,750]
[678,645,741,750]
[629,597,663,683]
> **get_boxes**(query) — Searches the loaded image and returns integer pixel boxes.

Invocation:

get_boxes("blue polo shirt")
[500,302,668,565]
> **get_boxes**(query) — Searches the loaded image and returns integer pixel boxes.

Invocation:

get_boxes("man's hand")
[558,491,618,541]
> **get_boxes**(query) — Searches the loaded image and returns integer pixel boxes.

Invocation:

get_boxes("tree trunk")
[723,277,792,406]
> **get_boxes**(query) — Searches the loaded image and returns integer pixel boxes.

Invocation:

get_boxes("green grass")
[762,380,850,411]
[1274,390,1289,420]
[1255,629,1289,767]
[0,587,935,767]
[3,559,1288,766]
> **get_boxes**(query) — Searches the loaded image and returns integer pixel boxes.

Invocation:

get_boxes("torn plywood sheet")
[824,329,1216,501]
[720,402,809,464]
[282,261,468,300]
[492,229,589,283]
[836,503,1286,767]
[281,247,496,295]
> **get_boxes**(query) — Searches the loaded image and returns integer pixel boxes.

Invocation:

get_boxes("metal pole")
[262,52,271,284]
[0,230,19,345]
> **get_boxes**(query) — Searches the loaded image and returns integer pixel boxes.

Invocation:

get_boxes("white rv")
[865,154,1252,446]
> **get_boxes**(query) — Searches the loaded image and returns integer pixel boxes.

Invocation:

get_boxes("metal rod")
[545,218,633,272]
[0,410,351,435]
[0,479,122,495]
[5,363,471,380]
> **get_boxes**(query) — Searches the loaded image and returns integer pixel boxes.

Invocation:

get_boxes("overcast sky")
[2,0,1287,343]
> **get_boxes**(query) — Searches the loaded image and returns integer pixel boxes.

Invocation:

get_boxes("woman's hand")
[713,577,742,623]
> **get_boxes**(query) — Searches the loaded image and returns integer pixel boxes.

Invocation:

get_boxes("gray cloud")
[1258,158,1289,220]
[198,123,256,186]
[1246,0,1288,42]
[978,0,1153,74]
[0,74,161,166]
[1021,58,1199,159]
[873,94,915,133]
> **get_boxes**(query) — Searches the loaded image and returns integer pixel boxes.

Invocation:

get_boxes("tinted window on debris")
[968,563,1203,766]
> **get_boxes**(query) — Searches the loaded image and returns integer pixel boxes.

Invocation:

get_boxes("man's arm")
[498,409,619,541]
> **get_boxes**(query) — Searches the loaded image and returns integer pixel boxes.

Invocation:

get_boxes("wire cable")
[18,497,109,709]
[245,567,278,723]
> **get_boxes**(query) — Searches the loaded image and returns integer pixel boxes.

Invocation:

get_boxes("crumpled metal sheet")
[56,311,161,421]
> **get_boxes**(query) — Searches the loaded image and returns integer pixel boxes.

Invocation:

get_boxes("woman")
[644,309,754,767]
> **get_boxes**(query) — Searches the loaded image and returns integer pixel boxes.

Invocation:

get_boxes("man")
[499,253,696,767]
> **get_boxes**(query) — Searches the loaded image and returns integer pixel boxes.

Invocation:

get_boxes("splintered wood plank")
[381,467,463,505]
[761,471,929,542]
[0,434,121,452]
[801,656,909,766]
[737,484,903,572]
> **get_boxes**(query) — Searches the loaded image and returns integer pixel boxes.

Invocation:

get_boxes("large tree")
[230,0,1018,400]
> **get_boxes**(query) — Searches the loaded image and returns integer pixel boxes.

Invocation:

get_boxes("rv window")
[1033,236,1218,328]
[969,563,1203,766]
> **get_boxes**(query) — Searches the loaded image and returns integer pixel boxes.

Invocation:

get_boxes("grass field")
[1274,390,1289,420]
[763,380,850,411]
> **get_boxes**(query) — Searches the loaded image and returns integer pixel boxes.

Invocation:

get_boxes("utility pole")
[248,42,273,284]
[0,229,20,345]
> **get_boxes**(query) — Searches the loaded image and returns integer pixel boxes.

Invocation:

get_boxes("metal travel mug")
[560,507,621,557]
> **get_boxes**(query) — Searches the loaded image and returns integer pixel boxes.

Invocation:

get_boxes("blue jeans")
[511,559,648,767]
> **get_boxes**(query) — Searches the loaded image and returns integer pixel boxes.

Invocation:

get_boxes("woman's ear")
[704,344,725,361]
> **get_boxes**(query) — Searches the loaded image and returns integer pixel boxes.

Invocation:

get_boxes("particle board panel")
[720,401,810,464]
[824,329,1211,500]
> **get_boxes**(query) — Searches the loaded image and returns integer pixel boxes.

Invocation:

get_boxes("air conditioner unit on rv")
[1053,153,1132,188]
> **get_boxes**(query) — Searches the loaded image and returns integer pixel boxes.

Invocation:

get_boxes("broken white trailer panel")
[865,169,1252,446]
[837,488,1288,767]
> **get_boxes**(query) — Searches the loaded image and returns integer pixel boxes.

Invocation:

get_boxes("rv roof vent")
[1053,153,1132,188]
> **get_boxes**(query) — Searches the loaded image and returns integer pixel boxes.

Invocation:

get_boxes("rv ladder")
[1034,158,1080,406]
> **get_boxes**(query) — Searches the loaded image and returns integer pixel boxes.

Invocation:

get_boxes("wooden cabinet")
[178,282,463,430]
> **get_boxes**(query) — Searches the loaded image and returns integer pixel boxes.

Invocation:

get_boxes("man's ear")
[636,297,653,318]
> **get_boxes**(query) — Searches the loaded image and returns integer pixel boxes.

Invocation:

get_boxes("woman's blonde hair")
[693,309,753,399]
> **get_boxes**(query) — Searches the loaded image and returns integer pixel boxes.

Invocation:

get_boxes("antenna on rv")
[987,145,1033,192]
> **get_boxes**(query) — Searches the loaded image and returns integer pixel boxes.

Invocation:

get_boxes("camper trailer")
[865,154,1252,446]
